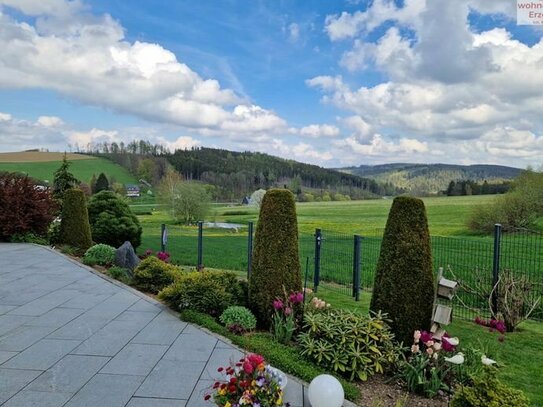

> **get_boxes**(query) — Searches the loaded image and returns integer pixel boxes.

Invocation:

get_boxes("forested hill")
[339,163,522,195]
[167,148,397,199]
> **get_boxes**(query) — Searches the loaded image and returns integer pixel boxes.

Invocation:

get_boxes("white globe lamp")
[308,374,344,407]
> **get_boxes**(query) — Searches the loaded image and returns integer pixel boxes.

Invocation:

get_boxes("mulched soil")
[356,375,449,406]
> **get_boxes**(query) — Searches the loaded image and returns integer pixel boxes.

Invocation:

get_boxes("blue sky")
[0,0,542,168]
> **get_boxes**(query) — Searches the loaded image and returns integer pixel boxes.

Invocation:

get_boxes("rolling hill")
[0,151,137,185]
[338,163,522,195]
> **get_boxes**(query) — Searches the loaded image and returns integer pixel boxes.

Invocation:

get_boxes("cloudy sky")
[0,0,542,168]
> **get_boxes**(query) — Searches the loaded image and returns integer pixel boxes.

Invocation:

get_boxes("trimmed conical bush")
[370,196,435,345]
[60,188,92,252]
[249,189,302,327]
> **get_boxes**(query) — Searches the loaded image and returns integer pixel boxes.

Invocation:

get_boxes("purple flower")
[256,377,266,387]
[284,307,293,316]
[273,299,283,310]
[288,292,304,304]
[420,331,433,343]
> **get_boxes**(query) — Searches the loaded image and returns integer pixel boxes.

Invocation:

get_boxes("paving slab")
[2,338,81,370]
[27,354,110,393]
[100,343,168,376]
[0,368,42,404]
[62,373,144,407]
[1,390,73,407]
[0,244,329,407]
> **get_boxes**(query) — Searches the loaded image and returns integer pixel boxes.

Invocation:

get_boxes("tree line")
[445,180,511,196]
[80,142,399,201]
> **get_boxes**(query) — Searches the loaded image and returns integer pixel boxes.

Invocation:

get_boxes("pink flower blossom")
[426,348,434,356]
[411,344,420,353]
[284,307,293,316]
[413,330,421,343]
[272,299,283,310]
[420,331,433,343]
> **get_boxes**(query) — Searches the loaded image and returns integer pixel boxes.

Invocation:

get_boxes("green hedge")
[60,188,92,252]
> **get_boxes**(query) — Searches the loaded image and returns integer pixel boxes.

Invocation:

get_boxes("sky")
[0,0,542,168]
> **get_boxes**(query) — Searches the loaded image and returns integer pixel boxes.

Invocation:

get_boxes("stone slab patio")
[0,244,355,407]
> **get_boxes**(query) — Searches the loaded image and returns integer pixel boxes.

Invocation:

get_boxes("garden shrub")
[249,189,302,327]
[298,309,399,381]
[451,367,530,407]
[47,220,62,245]
[219,306,257,334]
[9,232,49,245]
[83,243,116,266]
[132,256,179,293]
[370,196,434,345]
[0,172,57,241]
[60,188,93,252]
[107,266,133,285]
[94,172,109,193]
[52,154,80,201]
[87,191,142,248]
[159,271,245,316]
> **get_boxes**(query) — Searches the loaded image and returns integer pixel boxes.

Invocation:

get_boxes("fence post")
[491,223,502,316]
[160,223,167,252]
[352,235,361,301]
[247,221,254,279]
[314,228,322,292]
[197,221,203,270]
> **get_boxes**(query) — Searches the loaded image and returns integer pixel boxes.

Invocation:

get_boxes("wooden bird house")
[437,277,458,300]
[433,304,453,325]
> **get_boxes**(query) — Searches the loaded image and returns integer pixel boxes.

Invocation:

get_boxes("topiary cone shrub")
[60,188,93,252]
[249,189,302,328]
[370,196,435,346]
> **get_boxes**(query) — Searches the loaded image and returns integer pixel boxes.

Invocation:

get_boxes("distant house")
[241,196,251,205]
[125,184,140,197]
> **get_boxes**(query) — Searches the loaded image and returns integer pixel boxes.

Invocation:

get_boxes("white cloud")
[299,124,340,138]
[0,1,288,139]
[311,0,543,167]
[37,116,64,127]
[288,23,300,42]
[158,136,201,152]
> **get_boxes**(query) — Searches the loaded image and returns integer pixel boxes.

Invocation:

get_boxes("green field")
[138,195,498,269]
[138,195,543,320]
[0,156,137,185]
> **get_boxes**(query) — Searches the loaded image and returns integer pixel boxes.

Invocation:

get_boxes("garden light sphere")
[308,374,344,407]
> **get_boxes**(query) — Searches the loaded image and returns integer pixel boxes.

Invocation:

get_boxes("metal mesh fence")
[157,222,543,322]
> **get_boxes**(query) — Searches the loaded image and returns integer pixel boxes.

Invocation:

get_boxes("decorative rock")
[114,241,140,272]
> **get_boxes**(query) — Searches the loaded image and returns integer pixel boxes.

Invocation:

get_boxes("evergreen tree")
[95,173,109,193]
[370,196,434,345]
[60,188,92,252]
[89,174,97,194]
[249,189,302,327]
[53,153,79,200]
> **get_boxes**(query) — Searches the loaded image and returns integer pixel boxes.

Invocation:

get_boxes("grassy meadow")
[0,152,136,184]
[137,195,500,271]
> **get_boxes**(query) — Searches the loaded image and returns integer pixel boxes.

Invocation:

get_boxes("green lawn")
[0,157,137,185]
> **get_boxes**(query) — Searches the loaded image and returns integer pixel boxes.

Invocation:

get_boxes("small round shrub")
[60,188,93,252]
[83,244,116,266]
[87,191,142,248]
[132,256,180,294]
[107,266,133,285]
[219,306,257,334]
[249,189,302,328]
[159,271,245,317]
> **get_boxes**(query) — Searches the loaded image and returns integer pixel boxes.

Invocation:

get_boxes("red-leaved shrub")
[0,173,57,240]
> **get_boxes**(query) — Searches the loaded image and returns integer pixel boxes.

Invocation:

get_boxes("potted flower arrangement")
[207,353,289,407]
